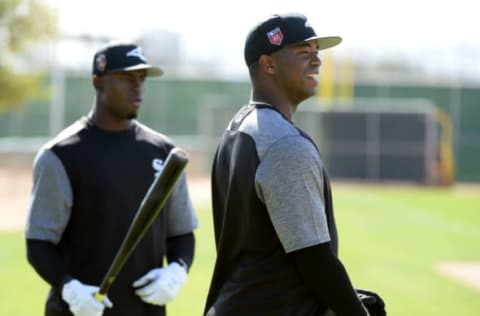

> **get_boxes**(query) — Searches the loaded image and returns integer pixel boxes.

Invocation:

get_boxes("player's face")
[100,69,147,120]
[271,40,321,104]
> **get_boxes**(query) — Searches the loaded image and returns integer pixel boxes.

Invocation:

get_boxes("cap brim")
[305,36,342,50]
[115,64,164,77]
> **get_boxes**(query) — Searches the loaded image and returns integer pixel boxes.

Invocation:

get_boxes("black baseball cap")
[244,13,342,66]
[92,41,163,77]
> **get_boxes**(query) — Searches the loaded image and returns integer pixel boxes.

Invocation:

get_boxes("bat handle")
[95,292,105,302]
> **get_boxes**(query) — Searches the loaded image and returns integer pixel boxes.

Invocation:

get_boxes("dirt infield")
[435,262,480,292]
[0,168,32,231]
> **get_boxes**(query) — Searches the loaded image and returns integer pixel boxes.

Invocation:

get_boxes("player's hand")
[61,279,113,316]
[356,288,386,316]
[132,262,187,306]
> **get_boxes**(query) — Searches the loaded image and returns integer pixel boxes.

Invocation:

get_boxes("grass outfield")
[1,183,479,315]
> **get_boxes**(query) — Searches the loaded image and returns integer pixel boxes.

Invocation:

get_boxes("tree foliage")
[0,0,57,111]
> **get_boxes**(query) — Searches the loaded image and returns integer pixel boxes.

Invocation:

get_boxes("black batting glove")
[356,288,386,316]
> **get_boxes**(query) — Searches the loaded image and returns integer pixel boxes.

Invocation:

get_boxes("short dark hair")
[247,60,261,79]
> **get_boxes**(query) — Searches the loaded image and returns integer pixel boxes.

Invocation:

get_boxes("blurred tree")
[0,0,57,112]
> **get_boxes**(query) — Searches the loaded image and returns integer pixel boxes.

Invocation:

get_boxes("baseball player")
[25,41,198,316]
[204,13,386,316]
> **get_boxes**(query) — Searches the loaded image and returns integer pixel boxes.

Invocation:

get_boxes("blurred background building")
[1,0,479,184]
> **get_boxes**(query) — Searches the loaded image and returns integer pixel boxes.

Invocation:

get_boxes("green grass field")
[1,182,479,315]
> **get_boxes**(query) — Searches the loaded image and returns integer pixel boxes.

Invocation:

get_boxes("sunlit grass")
[1,183,479,315]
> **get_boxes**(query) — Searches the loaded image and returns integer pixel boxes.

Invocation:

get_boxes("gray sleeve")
[255,135,330,253]
[166,172,199,237]
[24,148,73,244]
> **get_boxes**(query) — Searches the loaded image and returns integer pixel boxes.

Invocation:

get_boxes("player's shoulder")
[245,107,314,157]
[133,121,175,147]
[33,119,87,170]
[239,106,297,138]
[270,133,317,157]
[259,107,300,136]
[40,118,88,152]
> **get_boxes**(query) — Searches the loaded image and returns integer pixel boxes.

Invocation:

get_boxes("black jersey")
[26,117,198,316]
[205,104,338,316]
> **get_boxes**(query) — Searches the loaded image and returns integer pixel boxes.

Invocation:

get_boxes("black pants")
[45,288,72,316]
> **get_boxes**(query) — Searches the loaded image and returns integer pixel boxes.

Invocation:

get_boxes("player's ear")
[92,75,103,92]
[258,55,275,75]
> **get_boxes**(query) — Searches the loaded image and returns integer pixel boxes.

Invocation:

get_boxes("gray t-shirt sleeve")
[166,172,199,237]
[255,135,330,253]
[25,148,73,244]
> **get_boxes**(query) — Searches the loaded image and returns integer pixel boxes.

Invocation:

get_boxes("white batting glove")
[132,262,187,306]
[61,279,113,316]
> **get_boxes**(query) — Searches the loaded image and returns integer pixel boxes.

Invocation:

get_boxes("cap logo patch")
[267,27,283,46]
[95,54,106,73]
[126,47,147,62]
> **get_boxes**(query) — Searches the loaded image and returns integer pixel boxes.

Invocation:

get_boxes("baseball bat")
[95,147,189,302]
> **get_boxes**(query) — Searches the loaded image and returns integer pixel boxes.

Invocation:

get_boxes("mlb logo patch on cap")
[95,54,107,73]
[267,27,283,46]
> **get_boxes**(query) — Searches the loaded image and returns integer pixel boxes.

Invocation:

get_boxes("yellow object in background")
[318,50,334,107]
[435,108,455,185]
[337,55,355,107]
[317,51,355,108]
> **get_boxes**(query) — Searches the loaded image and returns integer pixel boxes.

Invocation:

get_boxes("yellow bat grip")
[95,292,105,302]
